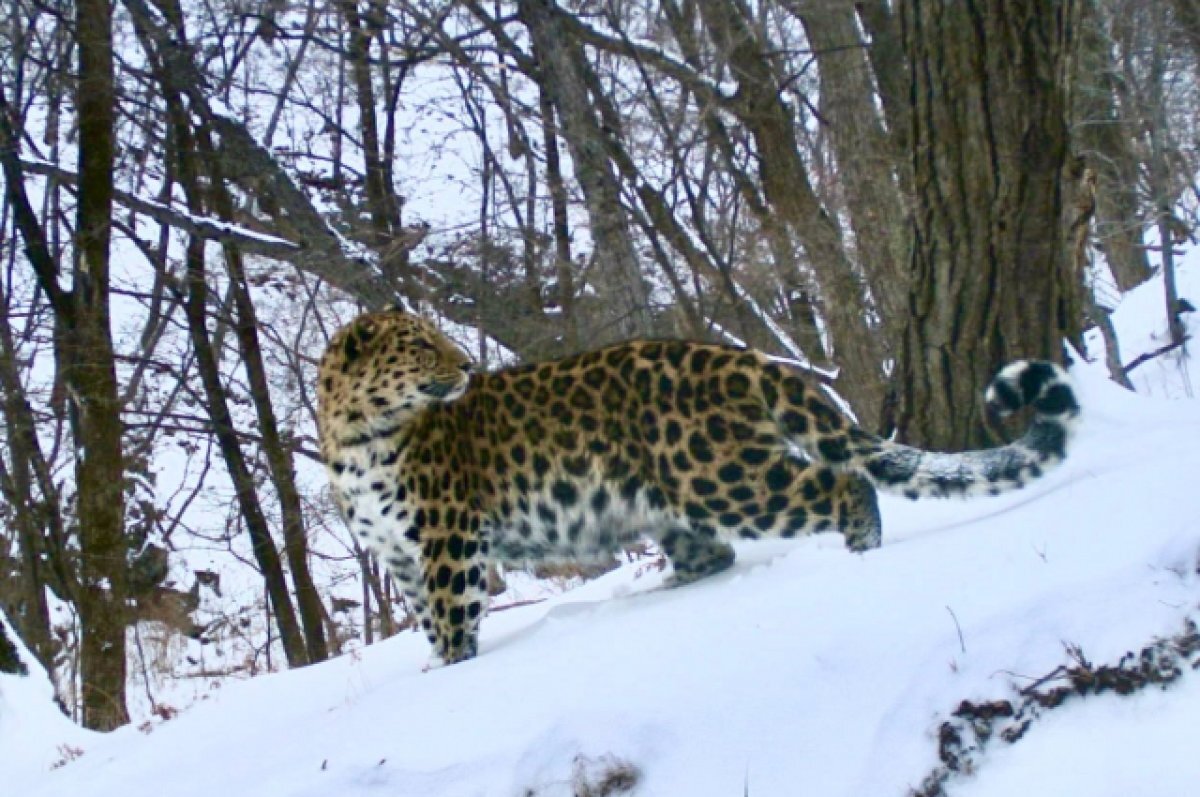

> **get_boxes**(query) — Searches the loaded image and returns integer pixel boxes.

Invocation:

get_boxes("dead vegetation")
[572,754,642,797]
[523,753,642,797]
[911,618,1200,796]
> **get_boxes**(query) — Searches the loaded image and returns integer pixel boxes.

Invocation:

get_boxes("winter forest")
[2,0,1200,794]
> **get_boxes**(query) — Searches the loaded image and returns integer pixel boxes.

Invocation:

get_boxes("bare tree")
[60,0,130,729]
[518,0,655,342]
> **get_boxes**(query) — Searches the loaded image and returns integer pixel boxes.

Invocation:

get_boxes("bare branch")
[19,157,303,259]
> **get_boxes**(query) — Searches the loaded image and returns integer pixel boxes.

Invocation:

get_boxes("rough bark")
[69,0,131,730]
[897,0,1081,449]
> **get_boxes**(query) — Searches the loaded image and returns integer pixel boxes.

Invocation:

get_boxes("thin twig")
[945,606,966,654]
[1123,335,1191,374]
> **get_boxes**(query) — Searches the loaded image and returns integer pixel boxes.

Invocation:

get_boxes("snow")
[0,614,93,783]
[1084,222,1199,400]
[954,675,1200,796]
[5,351,1198,795]
[5,254,1199,796]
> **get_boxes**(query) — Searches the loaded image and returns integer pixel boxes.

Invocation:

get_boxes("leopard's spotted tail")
[805,361,1080,499]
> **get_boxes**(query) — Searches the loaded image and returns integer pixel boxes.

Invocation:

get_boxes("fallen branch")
[910,618,1200,797]
[1123,335,1191,375]
[488,597,549,614]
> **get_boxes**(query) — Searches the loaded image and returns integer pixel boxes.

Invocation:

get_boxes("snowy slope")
[6,248,1199,796]
[4,355,1197,796]
[0,614,92,784]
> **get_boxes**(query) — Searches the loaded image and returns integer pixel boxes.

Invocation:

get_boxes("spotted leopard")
[317,310,1079,665]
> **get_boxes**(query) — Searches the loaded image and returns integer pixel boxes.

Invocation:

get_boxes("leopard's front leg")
[421,530,489,666]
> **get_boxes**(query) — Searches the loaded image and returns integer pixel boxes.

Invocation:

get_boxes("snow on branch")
[553,11,738,106]
[18,158,301,259]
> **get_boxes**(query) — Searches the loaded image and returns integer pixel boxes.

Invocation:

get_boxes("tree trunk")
[0,88,78,626]
[1145,7,1188,347]
[693,0,887,423]
[519,0,654,343]
[0,325,56,671]
[126,0,312,667]
[538,88,580,352]
[1075,0,1151,291]
[178,237,310,668]
[794,0,909,355]
[854,0,911,158]
[341,0,407,289]
[65,0,131,731]
[0,611,27,675]
[221,243,329,664]
[897,0,1081,449]
[184,88,329,663]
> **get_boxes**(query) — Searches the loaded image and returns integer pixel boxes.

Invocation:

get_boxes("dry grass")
[571,754,642,797]
[522,753,642,797]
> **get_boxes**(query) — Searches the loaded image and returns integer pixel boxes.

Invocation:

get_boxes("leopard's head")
[318,309,474,440]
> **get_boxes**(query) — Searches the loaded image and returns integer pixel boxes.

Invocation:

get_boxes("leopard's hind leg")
[835,473,881,552]
[654,522,736,586]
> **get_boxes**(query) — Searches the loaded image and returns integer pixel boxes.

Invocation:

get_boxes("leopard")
[317,309,1079,666]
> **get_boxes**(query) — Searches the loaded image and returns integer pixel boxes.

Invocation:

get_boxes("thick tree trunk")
[897,0,1081,449]
[69,0,130,731]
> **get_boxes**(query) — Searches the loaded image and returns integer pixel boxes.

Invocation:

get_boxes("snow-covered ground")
[3,253,1198,796]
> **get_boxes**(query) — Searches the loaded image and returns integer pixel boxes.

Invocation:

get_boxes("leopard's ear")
[342,317,379,362]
